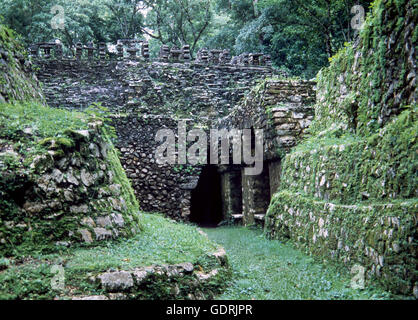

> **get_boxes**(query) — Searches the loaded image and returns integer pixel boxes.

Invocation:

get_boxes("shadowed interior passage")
[190,165,223,227]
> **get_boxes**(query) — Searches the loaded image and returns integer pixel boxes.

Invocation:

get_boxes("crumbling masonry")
[32,41,315,226]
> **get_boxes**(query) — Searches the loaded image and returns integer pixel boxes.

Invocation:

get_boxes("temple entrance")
[190,165,223,227]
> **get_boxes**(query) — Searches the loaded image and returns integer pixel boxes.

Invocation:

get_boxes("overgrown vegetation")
[205,226,398,300]
[281,108,417,204]
[265,0,417,297]
[0,19,229,301]
[311,0,417,135]
[0,100,143,256]
[0,24,44,103]
[0,0,373,78]
[0,213,224,299]
[0,0,416,300]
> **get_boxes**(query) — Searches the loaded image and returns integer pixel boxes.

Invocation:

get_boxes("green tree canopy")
[0,0,373,78]
[203,0,372,78]
[143,0,213,54]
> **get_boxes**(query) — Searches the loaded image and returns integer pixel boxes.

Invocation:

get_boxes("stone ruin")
[29,39,275,68]
[30,39,309,227]
[182,45,191,61]
[30,39,151,61]
[25,0,418,296]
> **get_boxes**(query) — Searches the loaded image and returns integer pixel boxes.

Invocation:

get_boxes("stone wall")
[73,247,229,300]
[264,0,417,297]
[114,114,204,219]
[34,58,278,121]
[310,0,416,136]
[279,115,417,204]
[218,79,315,224]
[265,192,417,295]
[1,24,142,255]
[265,109,417,295]
[0,118,142,255]
[33,47,315,222]
[219,79,316,160]
[32,53,283,220]
[32,43,316,224]
[0,24,44,103]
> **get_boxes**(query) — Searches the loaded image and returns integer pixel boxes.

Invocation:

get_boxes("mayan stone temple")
[0,0,416,303]
[29,39,315,226]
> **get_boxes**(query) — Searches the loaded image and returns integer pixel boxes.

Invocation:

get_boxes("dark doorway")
[190,165,223,227]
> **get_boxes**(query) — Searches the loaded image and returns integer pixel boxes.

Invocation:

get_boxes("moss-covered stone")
[0,24,44,103]
[0,102,142,256]
[265,0,417,297]
[279,109,417,203]
[0,214,230,300]
[265,191,417,295]
[311,0,416,136]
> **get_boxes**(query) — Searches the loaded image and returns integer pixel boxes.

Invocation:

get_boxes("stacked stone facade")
[32,42,315,224]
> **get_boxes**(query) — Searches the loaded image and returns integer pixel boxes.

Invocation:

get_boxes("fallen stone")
[79,229,93,243]
[98,271,134,292]
[195,269,219,282]
[94,227,113,240]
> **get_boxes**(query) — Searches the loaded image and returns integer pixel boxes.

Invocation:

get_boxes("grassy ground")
[0,101,88,139]
[0,214,220,299]
[204,226,396,300]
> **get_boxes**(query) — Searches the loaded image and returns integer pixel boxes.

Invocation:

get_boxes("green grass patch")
[0,213,220,299]
[0,101,88,141]
[66,213,219,272]
[204,226,395,300]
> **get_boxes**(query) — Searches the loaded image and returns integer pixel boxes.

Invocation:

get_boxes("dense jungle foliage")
[0,0,373,78]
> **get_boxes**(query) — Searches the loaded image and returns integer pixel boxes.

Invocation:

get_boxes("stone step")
[254,214,266,221]
[231,214,265,221]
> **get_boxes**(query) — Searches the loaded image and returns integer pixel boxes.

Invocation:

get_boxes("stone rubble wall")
[279,116,418,204]
[34,58,278,121]
[264,0,417,297]
[33,49,316,223]
[265,191,417,296]
[33,56,299,221]
[71,247,229,300]
[0,120,141,254]
[265,109,417,295]
[114,114,202,219]
[219,79,316,161]
[1,24,141,254]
